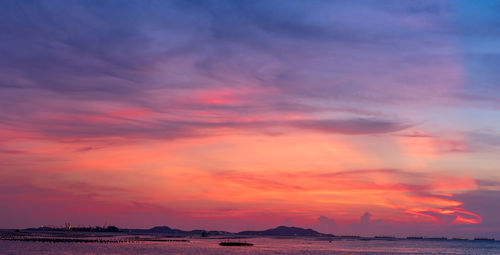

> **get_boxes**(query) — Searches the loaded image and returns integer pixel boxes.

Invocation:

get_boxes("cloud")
[455,189,500,228]
[291,118,411,135]
[0,0,475,120]
[468,132,500,150]
[0,0,499,237]
[396,130,500,155]
[199,168,480,226]
[314,215,336,233]
[0,102,411,141]
[360,212,372,225]
[0,149,28,154]
[0,0,482,152]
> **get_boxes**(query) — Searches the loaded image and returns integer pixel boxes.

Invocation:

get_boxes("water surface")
[2,237,500,255]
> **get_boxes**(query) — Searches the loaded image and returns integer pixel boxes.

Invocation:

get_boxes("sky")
[1,0,500,238]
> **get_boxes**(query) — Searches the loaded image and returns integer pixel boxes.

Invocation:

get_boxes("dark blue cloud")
[0,0,498,140]
[291,118,410,135]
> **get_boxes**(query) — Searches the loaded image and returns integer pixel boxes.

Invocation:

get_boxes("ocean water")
[1,238,500,255]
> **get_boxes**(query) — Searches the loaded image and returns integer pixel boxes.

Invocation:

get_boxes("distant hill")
[148,226,184,234]
[130,226,231,236]
[144,226,329,237]
[149,226,172,232]
[238,226,333,237]
[23,225,329,237]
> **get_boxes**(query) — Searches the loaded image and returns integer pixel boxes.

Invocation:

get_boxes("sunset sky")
[1,0,500,238]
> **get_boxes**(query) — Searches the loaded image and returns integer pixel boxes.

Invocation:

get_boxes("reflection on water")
[2,237,500,255]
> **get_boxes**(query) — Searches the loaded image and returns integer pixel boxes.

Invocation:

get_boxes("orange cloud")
[180,167,479,224]
[0,124,482,228]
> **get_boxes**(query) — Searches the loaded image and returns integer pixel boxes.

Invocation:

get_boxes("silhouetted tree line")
[29,225,120,232]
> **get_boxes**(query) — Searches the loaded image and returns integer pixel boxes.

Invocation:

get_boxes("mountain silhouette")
[25,225,331,237]
[237,226,333,237]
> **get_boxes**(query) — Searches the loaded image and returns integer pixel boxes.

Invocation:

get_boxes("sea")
[1,237,500,255]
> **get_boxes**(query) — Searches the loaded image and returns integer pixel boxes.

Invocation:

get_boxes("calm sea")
[1,237,500,255]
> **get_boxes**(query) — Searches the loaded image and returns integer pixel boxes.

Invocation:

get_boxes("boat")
[219,241,254,246]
